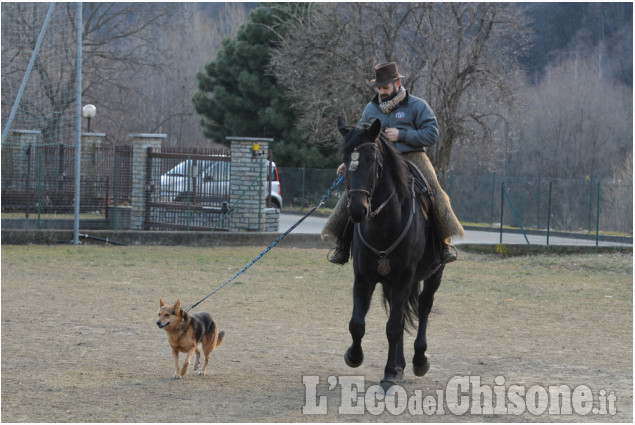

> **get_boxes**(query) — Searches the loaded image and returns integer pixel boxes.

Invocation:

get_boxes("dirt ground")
[1,245,632,422]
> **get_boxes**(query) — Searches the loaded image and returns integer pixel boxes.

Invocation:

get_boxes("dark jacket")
[359,91,439,153]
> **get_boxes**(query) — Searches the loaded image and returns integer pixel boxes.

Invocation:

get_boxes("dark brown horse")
[338,117,444,391]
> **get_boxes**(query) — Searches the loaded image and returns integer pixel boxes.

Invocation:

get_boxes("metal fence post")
[499,182,505,243]
[302,165,306,209]
[113,152,119,230]
[26,146,32,219]
[536,175,541,230]
[186,155,191,231]
[37,151,42,229]
[546,180,553,245]
[490,172,496,226]
[588,174,593,233]
[595,180,601,246]
[73,2,83,244]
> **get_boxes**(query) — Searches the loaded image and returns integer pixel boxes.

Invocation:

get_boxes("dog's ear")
[174,299,181,312]
[159,298,165,307]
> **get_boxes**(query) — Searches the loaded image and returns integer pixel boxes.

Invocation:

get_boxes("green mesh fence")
[280,167,632,245]
[278,167,346,211]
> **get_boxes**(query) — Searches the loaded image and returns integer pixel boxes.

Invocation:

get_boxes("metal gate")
[145,147,231,231]
[1,142,132,217]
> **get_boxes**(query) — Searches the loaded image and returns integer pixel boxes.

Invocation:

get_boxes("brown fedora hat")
[370,62,405,88]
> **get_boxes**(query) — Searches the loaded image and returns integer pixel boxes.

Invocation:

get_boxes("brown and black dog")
[156,298,225,378]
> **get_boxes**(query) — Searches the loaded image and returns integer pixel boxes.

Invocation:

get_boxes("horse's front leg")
[413,267,443,376]
[381,285,410,391]
[395,322,406,380]
[345,277,375,368]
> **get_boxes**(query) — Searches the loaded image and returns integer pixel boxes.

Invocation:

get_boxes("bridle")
[346,141,393,219]
[345,136,417,276]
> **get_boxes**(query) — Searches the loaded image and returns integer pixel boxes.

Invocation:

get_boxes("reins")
[355,177,417,261]
[183,171,344,314]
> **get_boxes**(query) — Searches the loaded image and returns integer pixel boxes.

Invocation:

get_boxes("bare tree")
[513,56,632,179]
[270,3,530,184]
[2,3,82,144]
[2,3,250,147]
[92,3,251,146]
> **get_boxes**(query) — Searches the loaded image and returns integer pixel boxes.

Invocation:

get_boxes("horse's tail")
[382,280,421,332]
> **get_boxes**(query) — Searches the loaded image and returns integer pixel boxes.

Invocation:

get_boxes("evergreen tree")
[193,4,338,167]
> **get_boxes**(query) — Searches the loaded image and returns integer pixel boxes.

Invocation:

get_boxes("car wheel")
[268,197,281,211]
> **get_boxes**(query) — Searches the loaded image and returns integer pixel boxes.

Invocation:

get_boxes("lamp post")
[82,104,96,132]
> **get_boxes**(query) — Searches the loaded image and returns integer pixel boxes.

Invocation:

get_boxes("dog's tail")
[216,330,226,348]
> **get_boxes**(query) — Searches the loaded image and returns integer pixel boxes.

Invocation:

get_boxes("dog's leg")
[200,354,210,376]
[172,348,181,379]
[198,331,216,376]
[193,346,202,371]
[180,347,196,377]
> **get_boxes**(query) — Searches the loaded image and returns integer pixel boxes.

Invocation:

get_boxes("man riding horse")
[323,62,464,264]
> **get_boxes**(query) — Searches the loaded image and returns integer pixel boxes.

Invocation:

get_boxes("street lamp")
[82,104,96,132]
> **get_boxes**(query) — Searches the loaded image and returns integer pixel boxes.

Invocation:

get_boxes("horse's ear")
[337,116,350,137]
[368,118,382,141]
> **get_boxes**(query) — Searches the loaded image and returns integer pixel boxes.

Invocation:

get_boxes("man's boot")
[441,239,457,264]
[328,219,353,265]
[328,239,351,265]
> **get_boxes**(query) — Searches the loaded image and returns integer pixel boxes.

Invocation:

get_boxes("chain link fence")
[279,167,632,246]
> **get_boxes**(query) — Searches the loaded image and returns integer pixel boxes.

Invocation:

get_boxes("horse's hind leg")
[413,267,443,376]
[345,279,375,368]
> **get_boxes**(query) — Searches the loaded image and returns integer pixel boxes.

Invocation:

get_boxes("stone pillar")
[79,133,106,207]
[80,133,106,179]
[129,133,165,230]
[3,130,40,190]
[228,137,278,232]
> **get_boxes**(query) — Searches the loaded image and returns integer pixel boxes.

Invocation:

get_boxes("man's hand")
[337,162,346,175]
[384,127,400,142]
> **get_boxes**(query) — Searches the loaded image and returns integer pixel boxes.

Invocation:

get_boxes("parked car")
[160,159,282,209]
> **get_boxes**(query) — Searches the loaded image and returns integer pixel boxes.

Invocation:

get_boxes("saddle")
[404,158,444,266]
[404,159,434,219]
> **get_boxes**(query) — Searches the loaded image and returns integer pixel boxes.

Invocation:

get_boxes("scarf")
[378,85,406,114]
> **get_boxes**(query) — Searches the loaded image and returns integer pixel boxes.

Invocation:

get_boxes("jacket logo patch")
[395,111,406,119]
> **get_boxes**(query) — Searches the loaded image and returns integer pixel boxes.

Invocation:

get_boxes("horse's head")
[338,117,383,223]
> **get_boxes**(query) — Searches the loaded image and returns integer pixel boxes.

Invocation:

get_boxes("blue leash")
[184,172,344,313]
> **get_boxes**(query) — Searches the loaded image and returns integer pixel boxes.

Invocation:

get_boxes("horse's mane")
[351,123,411,201]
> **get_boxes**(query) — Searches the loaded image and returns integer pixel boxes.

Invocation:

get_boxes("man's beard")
[380,84,398,102]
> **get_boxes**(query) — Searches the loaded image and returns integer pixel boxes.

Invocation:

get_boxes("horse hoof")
[344,347,363,368]
[413,354,430,377]
[380,378,397,393]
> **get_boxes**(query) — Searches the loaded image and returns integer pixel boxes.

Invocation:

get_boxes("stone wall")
[2,130,40,190]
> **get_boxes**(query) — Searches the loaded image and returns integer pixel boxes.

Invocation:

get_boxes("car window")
[267,162,279,181]
[166,161,188,177]
[201,161,230,180]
